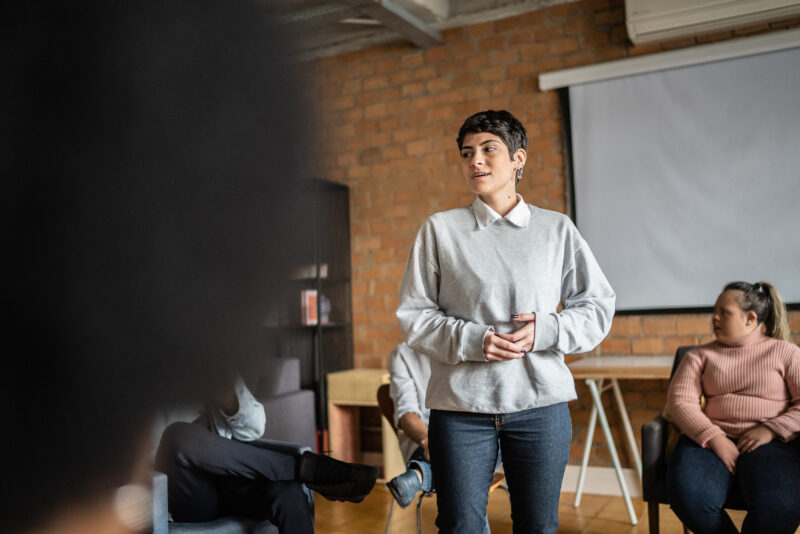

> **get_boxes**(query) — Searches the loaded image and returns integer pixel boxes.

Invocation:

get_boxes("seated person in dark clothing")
[155,375,378,534]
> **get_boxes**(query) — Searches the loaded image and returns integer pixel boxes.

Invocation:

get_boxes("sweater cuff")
[762,420,793,442]
[463,323,493,362]
[697,427,725,448]
[532,312,558,352]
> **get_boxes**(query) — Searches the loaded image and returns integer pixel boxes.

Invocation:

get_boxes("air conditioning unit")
[625,0,800,44]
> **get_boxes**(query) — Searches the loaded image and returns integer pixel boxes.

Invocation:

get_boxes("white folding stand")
[568,356,673,525]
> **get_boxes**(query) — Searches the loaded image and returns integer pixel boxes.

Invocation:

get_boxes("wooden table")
[568,355,673,525]
[326,369,405,481]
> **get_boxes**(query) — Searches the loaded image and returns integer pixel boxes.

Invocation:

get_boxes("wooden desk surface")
[327,368,389,406]
[568,355,673,380]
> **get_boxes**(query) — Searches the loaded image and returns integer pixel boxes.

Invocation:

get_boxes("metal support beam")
[341,0,443,48]
[273,2,359,29]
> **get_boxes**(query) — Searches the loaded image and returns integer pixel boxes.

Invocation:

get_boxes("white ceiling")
[267,0,574,60]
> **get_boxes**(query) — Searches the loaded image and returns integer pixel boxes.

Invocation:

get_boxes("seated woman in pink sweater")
[666,281,800,534]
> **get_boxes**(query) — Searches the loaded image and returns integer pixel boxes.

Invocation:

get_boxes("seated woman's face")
[712,290,755,341]
[459,132,519,198]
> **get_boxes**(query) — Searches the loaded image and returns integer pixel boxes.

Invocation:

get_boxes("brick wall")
[306,0,800,467]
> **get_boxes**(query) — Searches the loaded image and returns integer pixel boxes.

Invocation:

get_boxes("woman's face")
[712,290,757,341]
[460,132,525,199]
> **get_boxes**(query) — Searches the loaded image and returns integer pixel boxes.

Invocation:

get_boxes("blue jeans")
[667,435,800,534]
[429,403,571,534]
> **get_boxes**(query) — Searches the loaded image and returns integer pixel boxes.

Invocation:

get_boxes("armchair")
[641,345,745,534]
[152,438,313,534]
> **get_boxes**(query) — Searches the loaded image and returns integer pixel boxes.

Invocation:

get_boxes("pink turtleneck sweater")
[667,327,800,447]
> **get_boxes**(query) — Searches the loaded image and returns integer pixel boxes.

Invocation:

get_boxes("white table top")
[568,355,674,379]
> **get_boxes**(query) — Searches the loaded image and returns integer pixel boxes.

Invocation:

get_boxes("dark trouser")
[667,434,800,534]
[429,403,571,534]
[155,422,313,534]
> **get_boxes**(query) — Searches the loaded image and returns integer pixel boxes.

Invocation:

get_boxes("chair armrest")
[641,414,669,503]
[152,472,169,534]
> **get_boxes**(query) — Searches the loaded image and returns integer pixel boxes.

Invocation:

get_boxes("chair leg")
[385,499,395,534]
[647,501,660,534]
[416,493,425,534]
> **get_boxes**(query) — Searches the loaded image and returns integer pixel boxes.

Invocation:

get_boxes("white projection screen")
[569,45,800,312]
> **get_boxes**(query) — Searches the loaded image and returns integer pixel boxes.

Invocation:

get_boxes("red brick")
[494,15,527,34]
[507,30,534,47]
[466,20,494,39]
[478,35,507,51]
[549,36,579,55]
[564,51,595,68]
[341,79,362,95]
[400,52,425,69]
[610,316,642,337]
[450,40,477,58]
[479,66,505,82]
[632,337,665,355]
[426,76,452,93]
[413,65,437,80]
[491,48,520,65]
[642,317,677,336]
[441,27,464,42]
[491,79,520,96]
[789,312,800,334]
[594,8,624,26]
[600,337,631,354]
[412,95,436,110]
[363,75,388,90]
[425,46,448,62]
[465,53,490,70]
[676,316,711,335]
[534,24,564,42]
[628,41,661,57]
[401,82,424,97]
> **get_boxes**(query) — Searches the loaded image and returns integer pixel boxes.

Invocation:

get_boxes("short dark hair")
[456,110,528,158]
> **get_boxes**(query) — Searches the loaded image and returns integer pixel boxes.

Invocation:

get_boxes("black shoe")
[386,469,422,509]
[297,451,378,503]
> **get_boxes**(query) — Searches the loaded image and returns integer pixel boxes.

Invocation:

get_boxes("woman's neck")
[717,324,766,347]
[480,190,518,217]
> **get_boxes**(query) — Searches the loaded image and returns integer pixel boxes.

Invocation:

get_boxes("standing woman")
[396,110,615,533]
[667,281,800,534]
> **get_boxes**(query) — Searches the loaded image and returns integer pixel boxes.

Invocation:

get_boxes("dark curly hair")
[456,109,528,158]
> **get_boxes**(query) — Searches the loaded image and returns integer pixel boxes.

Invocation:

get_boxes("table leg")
[610,378,643,482]
[585,378,638,525]
[574,379,601,507]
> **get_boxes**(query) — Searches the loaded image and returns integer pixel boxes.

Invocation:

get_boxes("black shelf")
[264,179,353,444]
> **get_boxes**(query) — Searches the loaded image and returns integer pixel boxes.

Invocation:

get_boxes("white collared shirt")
[471,194,530,229]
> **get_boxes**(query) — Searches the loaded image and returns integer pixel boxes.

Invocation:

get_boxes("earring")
[515,168,524,181]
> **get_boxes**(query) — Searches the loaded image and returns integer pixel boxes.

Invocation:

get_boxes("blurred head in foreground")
[2,1,310,532]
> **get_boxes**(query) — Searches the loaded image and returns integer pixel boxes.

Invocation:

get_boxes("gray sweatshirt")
[388,342,431,463]
[396,195,615,414]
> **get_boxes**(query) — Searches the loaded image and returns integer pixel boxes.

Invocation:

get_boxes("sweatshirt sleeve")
[396,219,492,364]
[667,351,725,447]
[388,346,423,427]
[762,344,800,441]
[532,223,615,354]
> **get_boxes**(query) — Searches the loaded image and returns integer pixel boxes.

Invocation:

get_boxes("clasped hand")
[708,425,775,474]
[484,313,536,361]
